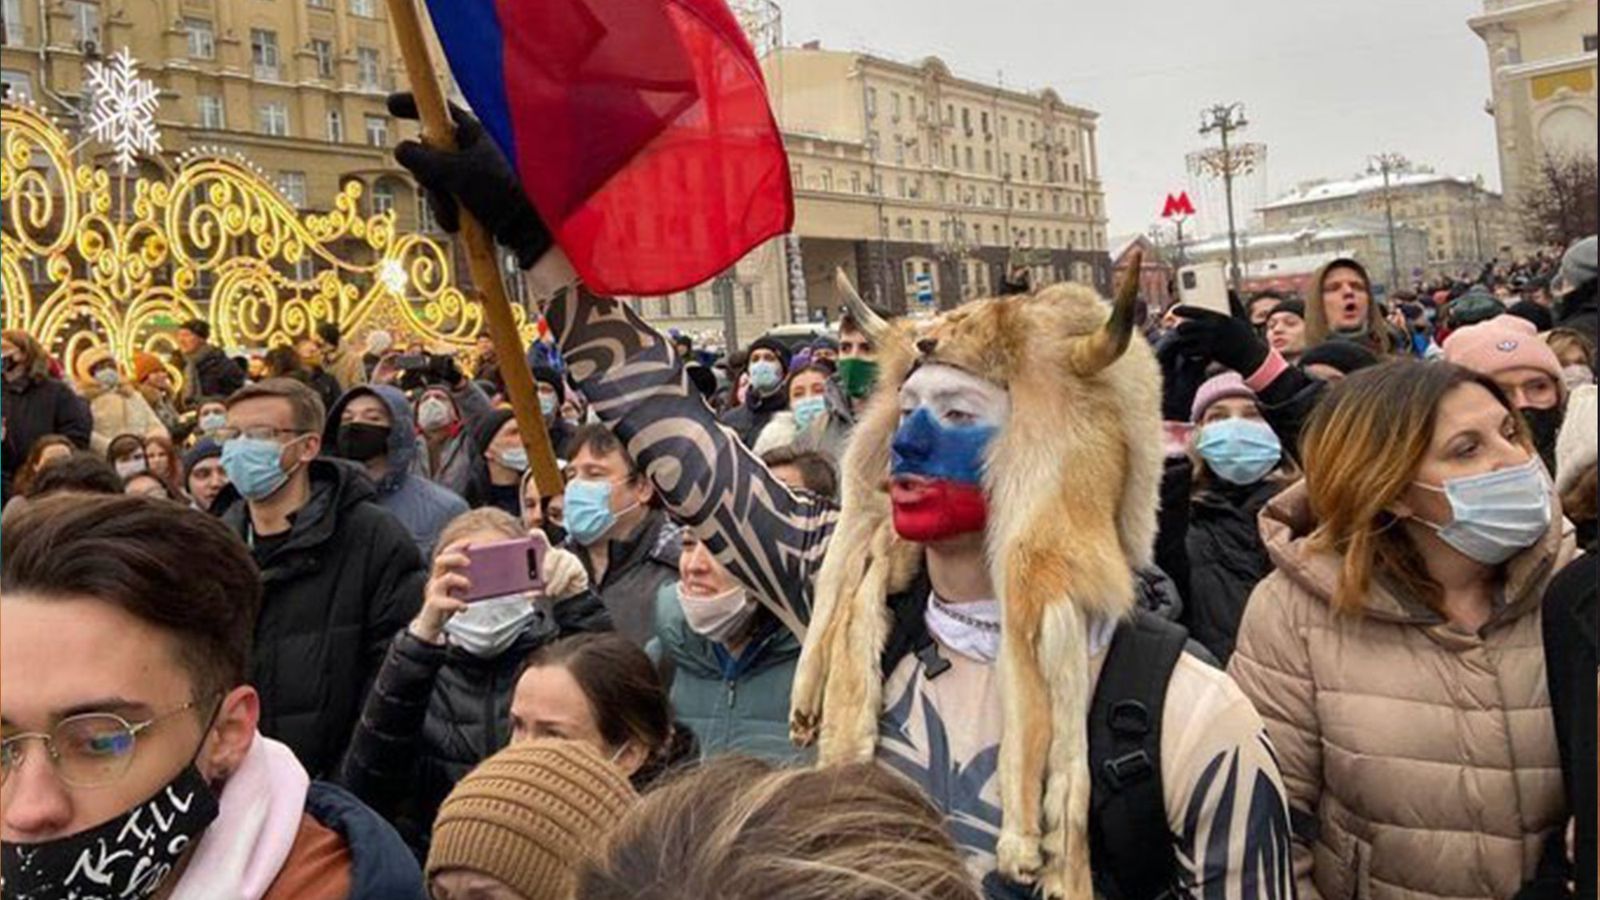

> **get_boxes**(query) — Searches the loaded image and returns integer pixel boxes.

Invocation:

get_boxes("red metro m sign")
[1161,192,1196,219]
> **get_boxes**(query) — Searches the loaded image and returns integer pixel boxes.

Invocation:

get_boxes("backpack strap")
[1088,611,1189,900]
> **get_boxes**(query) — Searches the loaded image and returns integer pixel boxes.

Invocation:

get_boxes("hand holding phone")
[461,535,547,602]
[1176,262,1231,316]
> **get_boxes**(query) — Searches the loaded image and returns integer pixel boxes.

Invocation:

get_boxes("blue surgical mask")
[499,446,530,472]
[565,478,638,546]
[749,360,783,393]
[93,366,120,387]
[1414,457,1552,564]
[200,411,228,434]
[220,436,296,501]
[1196,418,1282,486]
[793,395,828,431]
[540,394,558,419]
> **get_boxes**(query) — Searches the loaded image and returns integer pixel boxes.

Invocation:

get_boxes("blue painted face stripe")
[423,0,517,165]
[890,407,995,485]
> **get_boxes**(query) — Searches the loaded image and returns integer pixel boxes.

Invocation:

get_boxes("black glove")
[1155,330,1212,422]
[388,92,553,269]
[1169,305,1270,377]
[427,352,464,389]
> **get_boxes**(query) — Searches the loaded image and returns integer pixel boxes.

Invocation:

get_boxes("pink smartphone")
[461,536,546,602]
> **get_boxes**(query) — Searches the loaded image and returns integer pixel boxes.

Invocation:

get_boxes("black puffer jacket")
[1181,477,1283,664]
[218,460,426,778]
[338,591,612,857]
[1,374,92,502]
[182,343,245,404]
[717,386,787,447]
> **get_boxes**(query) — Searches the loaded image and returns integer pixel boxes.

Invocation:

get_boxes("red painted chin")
[890,477,987,543]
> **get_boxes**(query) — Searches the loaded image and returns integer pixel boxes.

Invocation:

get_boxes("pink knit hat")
[1443,315,1562,383]
[1191,371,1259,423]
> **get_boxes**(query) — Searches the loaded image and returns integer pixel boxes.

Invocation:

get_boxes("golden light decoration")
[0,100,536,387]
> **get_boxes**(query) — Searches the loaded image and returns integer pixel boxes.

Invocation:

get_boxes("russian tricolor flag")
[424,0,794,297]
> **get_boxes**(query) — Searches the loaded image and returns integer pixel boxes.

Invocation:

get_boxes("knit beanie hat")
[746,335,793,373]
[426,739,638,899]
[1505,300,1554,333]
[1190,371,1258,423]
[1444,315,1563,384]
[1560,236,1597,291]
[1449,288,1504,328]
[131,352,164,385]
[1301,338,1380,376]
[472,407,516,456]
[183,439,223,480]
[1556,384,1597,497]
[1267,299,1305,322]
[532,365,566,406]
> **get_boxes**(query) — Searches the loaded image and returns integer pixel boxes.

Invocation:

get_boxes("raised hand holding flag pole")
[384,0,563,497]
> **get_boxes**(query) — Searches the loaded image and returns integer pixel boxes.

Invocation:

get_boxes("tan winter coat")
[1229,483,1574,900]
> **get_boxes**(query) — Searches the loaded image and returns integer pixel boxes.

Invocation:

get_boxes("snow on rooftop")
[1261,170,1482,211]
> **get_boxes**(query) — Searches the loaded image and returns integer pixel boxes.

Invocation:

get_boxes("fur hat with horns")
[790,256,1163,897]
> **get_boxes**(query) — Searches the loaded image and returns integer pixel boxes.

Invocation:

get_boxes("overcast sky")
[779,0,1501,241]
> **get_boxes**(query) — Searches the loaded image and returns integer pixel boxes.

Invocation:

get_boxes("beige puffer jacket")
[1229,482,1574,900]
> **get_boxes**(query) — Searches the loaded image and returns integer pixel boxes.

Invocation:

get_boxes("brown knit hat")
[426,739,638,899]
[131,352,164,385]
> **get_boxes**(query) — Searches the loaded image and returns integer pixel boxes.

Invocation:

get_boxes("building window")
[279,171,307,207]
[350,0,375,15]
[258,102,289,137]
[984,150,993,173]
[184,18,214,59]
[1,69,32,102]
[964,146,974,171]
[1584,34,1597,52]
[308,0,332,8]
[685,290,698,316]
[417,189,439,232]
[326,109,344,142]
[891,92,901,120]
[364,114,388,147]
[357,47,381,90]
[865,87,877,118]
[2,0,24,44]
[69,0,98,45]
[743,284,755,315]
[251,29,280,79]
[197,93,225,129]
[372,180,396,215]
[311,38,335,79]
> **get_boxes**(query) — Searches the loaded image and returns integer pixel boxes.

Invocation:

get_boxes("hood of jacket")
[218,458,381,556]
[1257,480,1569,626]
[655,581,802,680]
[323,384,421,495]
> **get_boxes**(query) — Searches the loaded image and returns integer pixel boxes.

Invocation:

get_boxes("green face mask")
[837,358,880,400]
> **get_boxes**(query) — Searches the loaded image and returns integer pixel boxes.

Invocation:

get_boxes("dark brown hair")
[576,757,980,900]
[226,377,327,433]
[760,447,840,500]
[2,494,262,701]
[1302,360,1528,613]
[25,452,124,499]
[523,633,674,788]
[563,424,641,479]
[13,435,75,495]
[106,433,147,465]
[1563,466,1597,527]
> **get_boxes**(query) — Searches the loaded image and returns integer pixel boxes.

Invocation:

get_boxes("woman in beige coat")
[1230,360,1575,900]
[75,346,169,456]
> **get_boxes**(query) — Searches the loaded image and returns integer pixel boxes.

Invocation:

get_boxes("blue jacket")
[653,582,808,763]
[325,385,469,558]
[305,781,427,900]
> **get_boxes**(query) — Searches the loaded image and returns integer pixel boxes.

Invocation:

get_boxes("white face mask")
[677,583,757,645]
[115,457,148,479]
[444,594,541,658]
[1412,457,1553,565]
[417,396,454,431]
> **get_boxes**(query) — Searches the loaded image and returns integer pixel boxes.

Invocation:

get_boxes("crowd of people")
[1,94,1595,900]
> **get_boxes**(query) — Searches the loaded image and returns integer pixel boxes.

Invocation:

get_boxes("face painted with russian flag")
[890,364,1010,543]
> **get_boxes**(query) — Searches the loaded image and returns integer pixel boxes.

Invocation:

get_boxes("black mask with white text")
[1,764,220,900]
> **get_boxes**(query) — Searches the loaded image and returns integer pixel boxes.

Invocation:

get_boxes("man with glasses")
[213,379,425,778]
[1,494,425,898]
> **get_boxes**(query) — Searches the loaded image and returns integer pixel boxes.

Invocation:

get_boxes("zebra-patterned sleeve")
[546,289,837,638]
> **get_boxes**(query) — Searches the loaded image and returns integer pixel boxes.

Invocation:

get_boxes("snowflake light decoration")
[83,47,162,174]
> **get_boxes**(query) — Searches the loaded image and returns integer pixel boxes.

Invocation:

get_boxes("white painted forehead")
[900,363,1009,420]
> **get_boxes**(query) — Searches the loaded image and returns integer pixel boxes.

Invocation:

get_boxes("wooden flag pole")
[385,0,564,498]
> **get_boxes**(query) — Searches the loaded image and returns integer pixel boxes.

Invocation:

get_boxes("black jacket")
[218,460,426,778]
[718,387,786,447]
[338,591,612,856]
[184,344,245,404]
[1181,478,1283,664]
[1,374,93,499]
[1539,555,1596,900]
[572,508,682,648]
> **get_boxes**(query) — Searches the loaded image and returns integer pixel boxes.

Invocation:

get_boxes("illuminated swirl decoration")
[1,100,535,387]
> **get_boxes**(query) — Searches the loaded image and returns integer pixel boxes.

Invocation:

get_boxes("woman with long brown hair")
[1229,360,1576,900]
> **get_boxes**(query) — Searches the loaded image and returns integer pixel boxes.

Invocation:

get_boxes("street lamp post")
[1368,151,1409,292]
[1199,102,1249,292]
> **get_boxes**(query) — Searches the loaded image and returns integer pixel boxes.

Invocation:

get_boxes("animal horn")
[1071,248,1142,375]
[835,268,892,345]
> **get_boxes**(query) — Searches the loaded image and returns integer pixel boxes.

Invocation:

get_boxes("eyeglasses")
[1,702,200,789]
[211,426,309,444]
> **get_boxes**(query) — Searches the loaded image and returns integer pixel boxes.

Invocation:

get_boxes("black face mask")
[337,422,391,463]
[1,764,220,899]
[543,523,568,548]
[1522,406,1564,474]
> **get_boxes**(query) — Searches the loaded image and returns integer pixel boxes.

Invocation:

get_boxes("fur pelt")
[790,281,1163,899]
